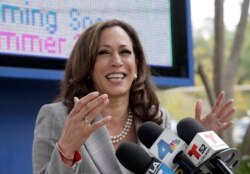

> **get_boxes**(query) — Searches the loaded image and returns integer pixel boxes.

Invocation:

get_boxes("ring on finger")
[216,118,222,127]
[83,116,90,125]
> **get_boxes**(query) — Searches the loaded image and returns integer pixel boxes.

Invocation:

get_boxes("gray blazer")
[32,102,171,174]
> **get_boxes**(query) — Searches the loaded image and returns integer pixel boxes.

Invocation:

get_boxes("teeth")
[107,73,125,79]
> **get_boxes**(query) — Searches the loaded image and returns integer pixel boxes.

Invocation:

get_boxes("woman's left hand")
[195,91,236,134]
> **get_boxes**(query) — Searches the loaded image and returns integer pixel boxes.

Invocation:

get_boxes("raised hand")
[58,91,111,162]
[195,91,236,134]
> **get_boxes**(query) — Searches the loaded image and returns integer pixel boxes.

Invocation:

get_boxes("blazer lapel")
[84,116,124,174]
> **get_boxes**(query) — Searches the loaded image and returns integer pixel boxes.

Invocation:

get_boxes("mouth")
[106,72,127,80]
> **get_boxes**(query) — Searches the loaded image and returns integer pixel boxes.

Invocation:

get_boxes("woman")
[32,19,235,174]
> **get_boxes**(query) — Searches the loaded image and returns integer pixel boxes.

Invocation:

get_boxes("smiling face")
[92,26,137,98]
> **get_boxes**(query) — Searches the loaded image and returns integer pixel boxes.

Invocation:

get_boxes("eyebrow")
[98,44,130,49]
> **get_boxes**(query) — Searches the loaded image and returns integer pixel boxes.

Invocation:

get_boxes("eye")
[97,50,110,55]
[120,49,132,55]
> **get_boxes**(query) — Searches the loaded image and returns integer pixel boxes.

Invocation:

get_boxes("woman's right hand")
[57,91,111,160]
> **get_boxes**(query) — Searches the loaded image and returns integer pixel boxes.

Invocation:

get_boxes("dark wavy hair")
[57,19,162,124]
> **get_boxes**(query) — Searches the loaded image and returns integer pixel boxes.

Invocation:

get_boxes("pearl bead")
[111,112,133,144]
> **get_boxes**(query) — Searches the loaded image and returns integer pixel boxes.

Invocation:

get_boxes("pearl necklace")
[110,112,133,144]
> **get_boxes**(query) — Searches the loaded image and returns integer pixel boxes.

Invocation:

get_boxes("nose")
[111,52,123,67]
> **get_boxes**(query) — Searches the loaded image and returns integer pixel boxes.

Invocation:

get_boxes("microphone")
[116,142,174,174]
[177,117,241,173]
[137,121,198,173]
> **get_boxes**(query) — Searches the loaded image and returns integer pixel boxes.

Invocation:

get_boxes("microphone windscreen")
[116,142,152,174]
[138,121,163,148]
[177,117,206,144]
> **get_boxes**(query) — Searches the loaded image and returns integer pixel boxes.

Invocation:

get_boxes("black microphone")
[116,142,174,174]
[177,117,241,174]
[138,121,200,173]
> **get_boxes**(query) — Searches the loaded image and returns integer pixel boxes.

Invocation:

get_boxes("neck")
[103,100,135,144]
[102,96,129,123]
[110,112,133,144]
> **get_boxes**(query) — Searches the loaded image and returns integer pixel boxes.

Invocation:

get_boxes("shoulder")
[34,102,68,136]
[39,102,67,115]
[37,102,68,123]
[135,107,172,133]
[159,107,172,130]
